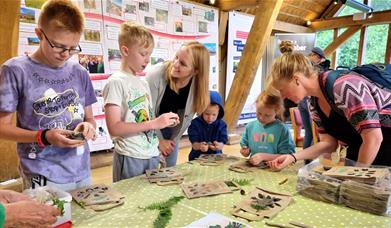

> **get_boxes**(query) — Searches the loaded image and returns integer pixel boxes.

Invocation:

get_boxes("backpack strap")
[320,70,349,115]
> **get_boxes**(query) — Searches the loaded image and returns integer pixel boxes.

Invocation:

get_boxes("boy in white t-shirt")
[103,22,179,182]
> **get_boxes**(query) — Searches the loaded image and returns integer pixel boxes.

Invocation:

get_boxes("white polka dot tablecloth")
[71,160,391,227]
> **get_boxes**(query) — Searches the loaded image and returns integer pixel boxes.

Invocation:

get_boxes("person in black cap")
[308,47,331,72]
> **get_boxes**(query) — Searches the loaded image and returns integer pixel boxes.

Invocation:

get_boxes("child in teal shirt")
[240,91,295,166]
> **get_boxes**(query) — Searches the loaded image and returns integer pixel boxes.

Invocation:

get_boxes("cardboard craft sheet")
[229,160,269,173]
[195,154,227,166]
[70,184,124,211]
[230,187,292,221]
[181,180,240,199]
[145,167,184,185]
[323,166,390,185]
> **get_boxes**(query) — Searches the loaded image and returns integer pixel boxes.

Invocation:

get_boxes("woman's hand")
[4,200,60,227]
[267,154,295,170]
[159,139,176,156]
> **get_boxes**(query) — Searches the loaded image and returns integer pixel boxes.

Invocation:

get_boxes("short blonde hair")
[165,41,210,114]
[118,21,154,48]
[267,41,316,88]
[39,0,84,33]
[256,89,283,118]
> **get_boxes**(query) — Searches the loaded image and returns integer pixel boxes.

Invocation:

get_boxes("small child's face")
[256,104,276,125]
[38,27,81,67]
[202,104,219,124]
[122,42,153,74]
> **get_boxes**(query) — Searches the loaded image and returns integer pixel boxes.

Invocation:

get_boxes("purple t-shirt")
[0,56,97,184]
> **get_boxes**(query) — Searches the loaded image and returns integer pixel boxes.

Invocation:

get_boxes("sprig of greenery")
[141,196,185,228]
[231,178,253,186]
[52,198,66,215]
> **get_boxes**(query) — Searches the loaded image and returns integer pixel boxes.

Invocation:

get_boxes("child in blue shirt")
[188,91,228,161]
[240,91,295,166]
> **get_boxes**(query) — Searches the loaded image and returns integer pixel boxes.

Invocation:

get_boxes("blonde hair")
[256,90,283,119]
[267,41,316,88]
[118,21,154,48]
[39,0,84,33]
[165,41,210,114]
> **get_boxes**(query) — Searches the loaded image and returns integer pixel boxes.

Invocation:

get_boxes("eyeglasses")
[40,29,82,55]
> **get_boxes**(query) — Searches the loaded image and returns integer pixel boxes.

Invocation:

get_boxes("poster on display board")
[274,33,316,58]
[225,11,265,125]
[17,0,219,151]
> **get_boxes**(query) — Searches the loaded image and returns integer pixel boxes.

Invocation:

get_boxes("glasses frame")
[40,29,82,55]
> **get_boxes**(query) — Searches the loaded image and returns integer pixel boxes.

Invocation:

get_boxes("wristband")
[36,129,45,148]
[288,153,297,164]
[41,129,51,146]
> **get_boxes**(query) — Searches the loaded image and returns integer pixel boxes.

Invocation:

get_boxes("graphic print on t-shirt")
[127,93,155,143]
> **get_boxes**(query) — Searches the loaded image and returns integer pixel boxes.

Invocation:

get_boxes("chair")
[289,107,304,147]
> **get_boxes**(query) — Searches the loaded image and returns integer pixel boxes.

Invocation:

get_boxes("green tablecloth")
[72,160,391,227]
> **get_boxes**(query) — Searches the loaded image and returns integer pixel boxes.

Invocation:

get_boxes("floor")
[91,143,242,185]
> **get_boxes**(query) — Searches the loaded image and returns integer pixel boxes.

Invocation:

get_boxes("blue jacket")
[188,91,228,161]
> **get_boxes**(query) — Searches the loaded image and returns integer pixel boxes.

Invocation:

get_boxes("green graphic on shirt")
[133,109,149,123]
[267,134,274,143]
[127,95,146,110]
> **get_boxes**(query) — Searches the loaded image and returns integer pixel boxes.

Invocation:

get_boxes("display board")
[17,0,219,151]
[274,33,316,58]
[225,11,264,125]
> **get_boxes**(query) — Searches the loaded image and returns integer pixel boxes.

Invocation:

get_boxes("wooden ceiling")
[189,0,343,27]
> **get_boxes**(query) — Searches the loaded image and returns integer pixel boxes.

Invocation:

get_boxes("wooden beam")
[217,0,261,11]
[274,20,313,33]
[319,1,344,19]
[385,24,391,64]
[224,0,283,131]
[324,25,362,57]
[310,10,391,31]
[331,28,338,69]
[357,26,367,65]
[0,0,20,182]
[219,11,228,46]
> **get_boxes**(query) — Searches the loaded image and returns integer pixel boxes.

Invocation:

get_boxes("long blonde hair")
[165,41,210,114]
[267,40,316,88]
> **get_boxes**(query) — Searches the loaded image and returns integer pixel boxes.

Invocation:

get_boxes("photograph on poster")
[20,7,36,24]
[27,37,40,46]
[182,5,192,16]
[106,0,122,17]
[108,49,121,61]
[124,4,136,14]
[139,2,150,12]
[204,11,215,22]
[79,54,105,74]
[84,0,96,9]
[175,21,183,32]
[233,61,239,73]
[199,21,207,33]
[144,16,155,26]
[203,43,216,55]
[151,57,164,65]
[156,9,168,23]
[25,0,45,9]
[84,29,101,42]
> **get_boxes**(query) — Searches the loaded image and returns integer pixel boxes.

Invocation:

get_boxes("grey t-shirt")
[0,56,97,184]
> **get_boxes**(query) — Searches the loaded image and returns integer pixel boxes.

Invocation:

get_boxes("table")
[72,159,391,227]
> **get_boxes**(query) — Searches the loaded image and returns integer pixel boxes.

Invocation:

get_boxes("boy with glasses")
[0,0,97,191]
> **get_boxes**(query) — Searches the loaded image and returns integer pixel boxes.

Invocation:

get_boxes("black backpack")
[324,64,391,103]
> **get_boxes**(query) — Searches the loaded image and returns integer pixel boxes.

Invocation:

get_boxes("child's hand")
[240,146,250,157]
[46,129,85,148]
[210,141,224,150]
[74,122,96,141]
[159,139,175,156]
[249,154,265,166]
[200,142,209,152]
[155,112,180,129]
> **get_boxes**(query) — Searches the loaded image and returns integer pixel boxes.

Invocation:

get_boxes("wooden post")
[385,24,391,64]
[224,0,283,131]
[357,26,367,65]
[331,28,338,69]
[0,0,21,182]
[324,25,362,57]
[218,11,228,100]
